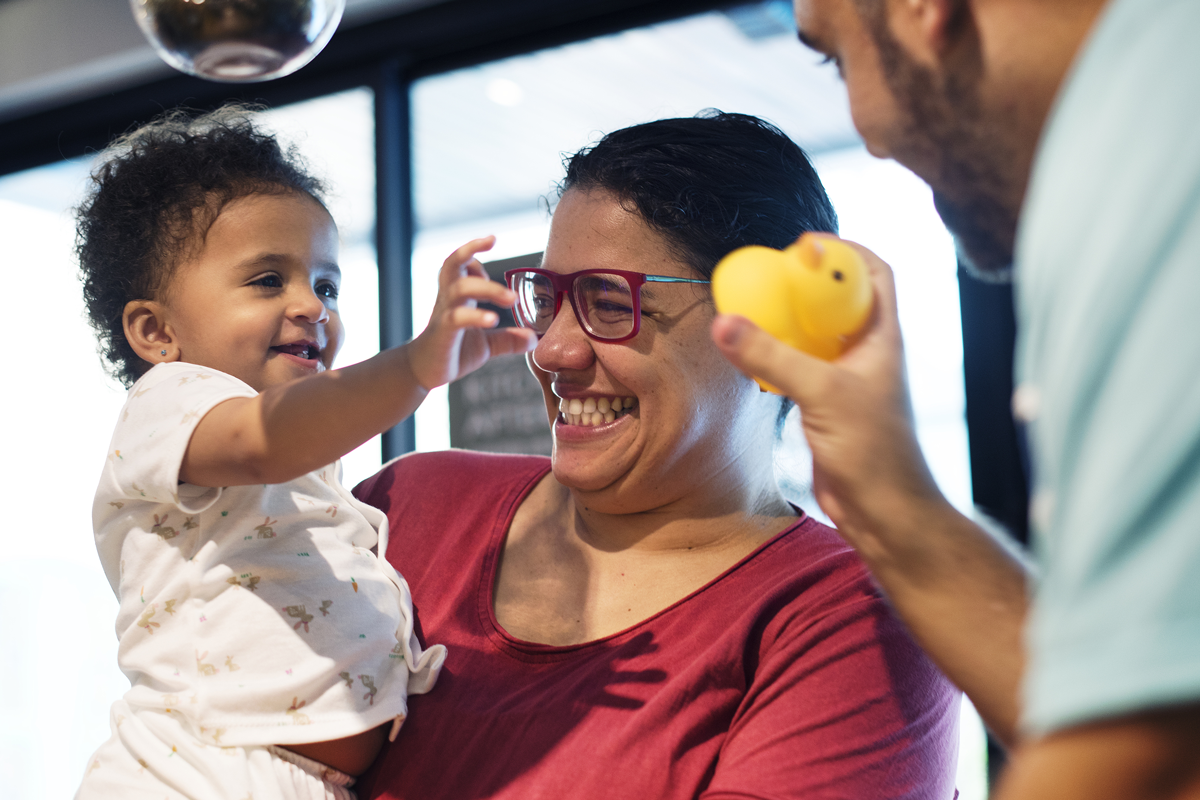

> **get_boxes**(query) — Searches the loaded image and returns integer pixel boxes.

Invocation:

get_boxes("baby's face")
[161,192,343,392]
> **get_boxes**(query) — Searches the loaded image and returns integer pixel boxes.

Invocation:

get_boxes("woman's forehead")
[545,189,693,278]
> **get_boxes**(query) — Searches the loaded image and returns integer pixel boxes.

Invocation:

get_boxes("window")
[0,3,999,796]
[0,87,377,798]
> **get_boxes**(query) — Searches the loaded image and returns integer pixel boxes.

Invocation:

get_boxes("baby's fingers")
[485,327,538,357]
[444,275,517,309]
[446,306,504,330]
[439,236,496,291]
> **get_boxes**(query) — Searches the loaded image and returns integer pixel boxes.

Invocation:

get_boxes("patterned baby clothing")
[90,361,445,751]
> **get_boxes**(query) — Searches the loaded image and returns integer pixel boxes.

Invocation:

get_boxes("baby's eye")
[316,282,339,299]
[251,274,284,289]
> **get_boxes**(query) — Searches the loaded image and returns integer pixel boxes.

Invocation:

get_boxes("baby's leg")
[75,700,249,799]
[76,699,358,800]
[267,745,357,800]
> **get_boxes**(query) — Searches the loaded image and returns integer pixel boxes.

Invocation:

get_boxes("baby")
[73,106,534,800]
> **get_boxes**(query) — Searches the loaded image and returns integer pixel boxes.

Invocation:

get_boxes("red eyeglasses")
[505,267,711,343]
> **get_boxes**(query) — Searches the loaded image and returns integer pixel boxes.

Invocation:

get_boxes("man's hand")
[712,240,942,551]
[712,239,1030,744]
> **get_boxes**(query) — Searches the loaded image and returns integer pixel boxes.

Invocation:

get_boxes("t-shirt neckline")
[477,459,810,659]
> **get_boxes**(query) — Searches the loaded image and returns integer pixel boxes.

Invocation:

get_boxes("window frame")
[0,0,1026,532]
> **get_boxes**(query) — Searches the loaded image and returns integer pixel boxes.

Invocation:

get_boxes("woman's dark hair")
[76,104,328,387]
[560,110,838,281]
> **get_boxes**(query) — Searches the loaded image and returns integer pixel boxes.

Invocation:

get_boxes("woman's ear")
[124,300,179,365]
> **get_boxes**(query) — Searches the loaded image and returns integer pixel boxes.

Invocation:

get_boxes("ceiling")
[412,2,859,231]
[0,0,448,123]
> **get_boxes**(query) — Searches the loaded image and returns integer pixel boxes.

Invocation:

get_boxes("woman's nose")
[532,300,595,373]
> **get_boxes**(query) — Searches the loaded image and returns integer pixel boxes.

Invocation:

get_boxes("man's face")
[794,0,1019,277]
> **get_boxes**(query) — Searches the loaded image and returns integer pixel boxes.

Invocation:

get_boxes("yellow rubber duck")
[712,233,872,393]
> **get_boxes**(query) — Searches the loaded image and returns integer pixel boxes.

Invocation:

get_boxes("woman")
[354,112,960,799]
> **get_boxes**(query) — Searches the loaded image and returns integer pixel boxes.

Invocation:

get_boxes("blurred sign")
[448,253,552,455]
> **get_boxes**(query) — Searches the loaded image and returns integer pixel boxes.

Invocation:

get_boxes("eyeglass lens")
[512,271,637,341]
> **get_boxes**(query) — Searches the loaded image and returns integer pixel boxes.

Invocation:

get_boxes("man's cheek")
[845,77,900,159]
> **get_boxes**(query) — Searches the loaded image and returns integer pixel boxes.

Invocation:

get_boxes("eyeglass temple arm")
[643,276,711,285]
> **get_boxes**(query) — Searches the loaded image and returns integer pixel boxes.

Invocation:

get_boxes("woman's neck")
[548,451,795,556]
[496,466,797,646]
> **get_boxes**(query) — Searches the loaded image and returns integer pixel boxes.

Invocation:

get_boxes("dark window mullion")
[375,57,417,460]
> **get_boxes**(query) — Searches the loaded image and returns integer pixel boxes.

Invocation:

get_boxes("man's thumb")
[712,314,827,404]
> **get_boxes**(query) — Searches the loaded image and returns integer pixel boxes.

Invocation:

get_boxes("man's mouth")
[557,395,637,427]
[272,341,320,360]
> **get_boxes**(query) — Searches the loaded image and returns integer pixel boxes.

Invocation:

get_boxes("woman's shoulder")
[728,514,911,647]
[752,513,870,594]
[352,449,550,513]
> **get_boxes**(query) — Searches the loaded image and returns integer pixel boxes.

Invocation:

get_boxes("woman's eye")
[252,274,283,289]
[316,282,339,299]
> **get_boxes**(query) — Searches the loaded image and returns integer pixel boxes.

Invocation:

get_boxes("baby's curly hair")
[76,104,328,387]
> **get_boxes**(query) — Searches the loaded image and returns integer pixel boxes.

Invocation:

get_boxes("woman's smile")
[555,394,638,427]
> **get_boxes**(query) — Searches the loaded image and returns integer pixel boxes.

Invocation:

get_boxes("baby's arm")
[182,237,535,487]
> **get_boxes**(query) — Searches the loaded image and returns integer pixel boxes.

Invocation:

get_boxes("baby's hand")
[408,236,538,391]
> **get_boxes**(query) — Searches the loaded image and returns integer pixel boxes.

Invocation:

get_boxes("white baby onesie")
[77,362,446,799]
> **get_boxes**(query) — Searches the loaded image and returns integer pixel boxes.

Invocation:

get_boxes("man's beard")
[864,9,1019,281]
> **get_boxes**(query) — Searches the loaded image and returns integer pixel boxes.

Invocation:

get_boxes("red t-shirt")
[354,451,959,799]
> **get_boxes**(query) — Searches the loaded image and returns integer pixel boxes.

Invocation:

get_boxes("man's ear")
[887,0,970,63]
[124,300,179,365]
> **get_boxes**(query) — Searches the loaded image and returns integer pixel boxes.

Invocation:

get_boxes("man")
[713,0,1200,797]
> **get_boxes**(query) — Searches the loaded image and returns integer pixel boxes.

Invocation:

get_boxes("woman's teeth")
[558,396,637,427]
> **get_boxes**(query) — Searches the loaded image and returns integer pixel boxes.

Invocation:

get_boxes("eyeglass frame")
[504,267,711,343]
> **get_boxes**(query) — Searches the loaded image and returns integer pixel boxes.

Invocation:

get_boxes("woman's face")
[530,189,778,510]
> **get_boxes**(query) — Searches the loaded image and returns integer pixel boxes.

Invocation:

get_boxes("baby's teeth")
[582,398,597,414]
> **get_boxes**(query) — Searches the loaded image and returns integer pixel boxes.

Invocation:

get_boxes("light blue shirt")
[1015,0,1200,734]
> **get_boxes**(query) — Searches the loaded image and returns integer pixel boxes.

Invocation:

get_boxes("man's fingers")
[844,240,902,349]
[711,314,830,404]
